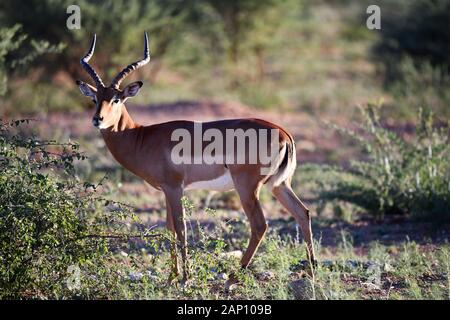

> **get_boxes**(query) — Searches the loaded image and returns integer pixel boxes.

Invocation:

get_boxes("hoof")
[180,277,191,289]
[166,272,179,286]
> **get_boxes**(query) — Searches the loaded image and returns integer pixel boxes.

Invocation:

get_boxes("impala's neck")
[100,104,140,158]
[99,105,146,178]
[112,104,139,132]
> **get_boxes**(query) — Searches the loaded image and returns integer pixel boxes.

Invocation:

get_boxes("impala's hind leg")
[233,179,268,268]
[272,182,316,272]
[223,176,268,290]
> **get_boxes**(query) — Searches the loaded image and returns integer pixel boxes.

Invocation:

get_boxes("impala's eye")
[113,99,120,104]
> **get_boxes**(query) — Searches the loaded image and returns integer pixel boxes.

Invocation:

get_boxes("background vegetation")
[0,0,449,299]
[0,0,448,117]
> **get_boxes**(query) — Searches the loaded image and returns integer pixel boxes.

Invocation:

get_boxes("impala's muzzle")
[92,115,103,128]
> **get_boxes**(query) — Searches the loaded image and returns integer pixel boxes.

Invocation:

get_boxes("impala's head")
[76,33,150,129]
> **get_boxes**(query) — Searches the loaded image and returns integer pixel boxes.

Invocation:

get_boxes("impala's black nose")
[92,115,103,127]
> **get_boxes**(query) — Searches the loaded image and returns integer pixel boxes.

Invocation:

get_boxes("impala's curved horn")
[80,34,105,88]
[110,32,150,89]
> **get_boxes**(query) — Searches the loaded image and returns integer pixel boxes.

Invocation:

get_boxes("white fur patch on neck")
[185,170,234,192]
[98,122,112,129]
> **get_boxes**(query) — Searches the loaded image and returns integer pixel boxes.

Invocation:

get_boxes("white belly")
[185,170,234,192]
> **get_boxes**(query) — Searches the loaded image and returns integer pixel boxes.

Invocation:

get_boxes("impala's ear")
[76,80,97,99]
[122,81,143,99]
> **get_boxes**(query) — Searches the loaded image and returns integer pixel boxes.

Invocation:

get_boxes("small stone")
[257,271,275,281]
[225,279,238,292]
[362,282,381,291]
[128,272,143,281]
[291,259,315,271]
[224,274,240,291]
[119,251,128,258]
[363,261,382,270]
[220,250,243,260]
[321,260,335,270]
[383,262,394,272]
[345,260,360,270]
[217,273,229,280]
[146,270,158,281]
[290,278,315,300]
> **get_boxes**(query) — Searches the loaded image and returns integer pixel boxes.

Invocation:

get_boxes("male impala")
[76,33,315,283]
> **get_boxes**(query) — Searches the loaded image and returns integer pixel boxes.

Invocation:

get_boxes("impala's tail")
[265,134,296,189]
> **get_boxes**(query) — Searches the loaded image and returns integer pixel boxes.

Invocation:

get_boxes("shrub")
[305,104,450,221]
[0,120,139,298]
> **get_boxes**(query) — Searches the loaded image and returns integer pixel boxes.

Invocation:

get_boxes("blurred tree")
[373,0,450,82]
[187,0,294,85]
[0,0,301,112]
[76,0,196,84]
[0,0,195,84]
[0,1,70,82]
[0,0,198,113]
[205,0,285,64]
[0,25,63,97]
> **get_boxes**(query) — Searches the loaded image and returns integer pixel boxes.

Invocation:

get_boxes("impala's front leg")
[165,198,179,282]
[163,186,189,284]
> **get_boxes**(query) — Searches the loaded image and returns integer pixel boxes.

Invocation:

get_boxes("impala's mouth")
[92,115,104,128]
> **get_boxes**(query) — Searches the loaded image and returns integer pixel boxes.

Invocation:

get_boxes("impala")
[76,33,315,284]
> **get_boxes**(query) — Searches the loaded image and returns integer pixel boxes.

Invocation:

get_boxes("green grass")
[2,121,449,300]
[66,216,449,300]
